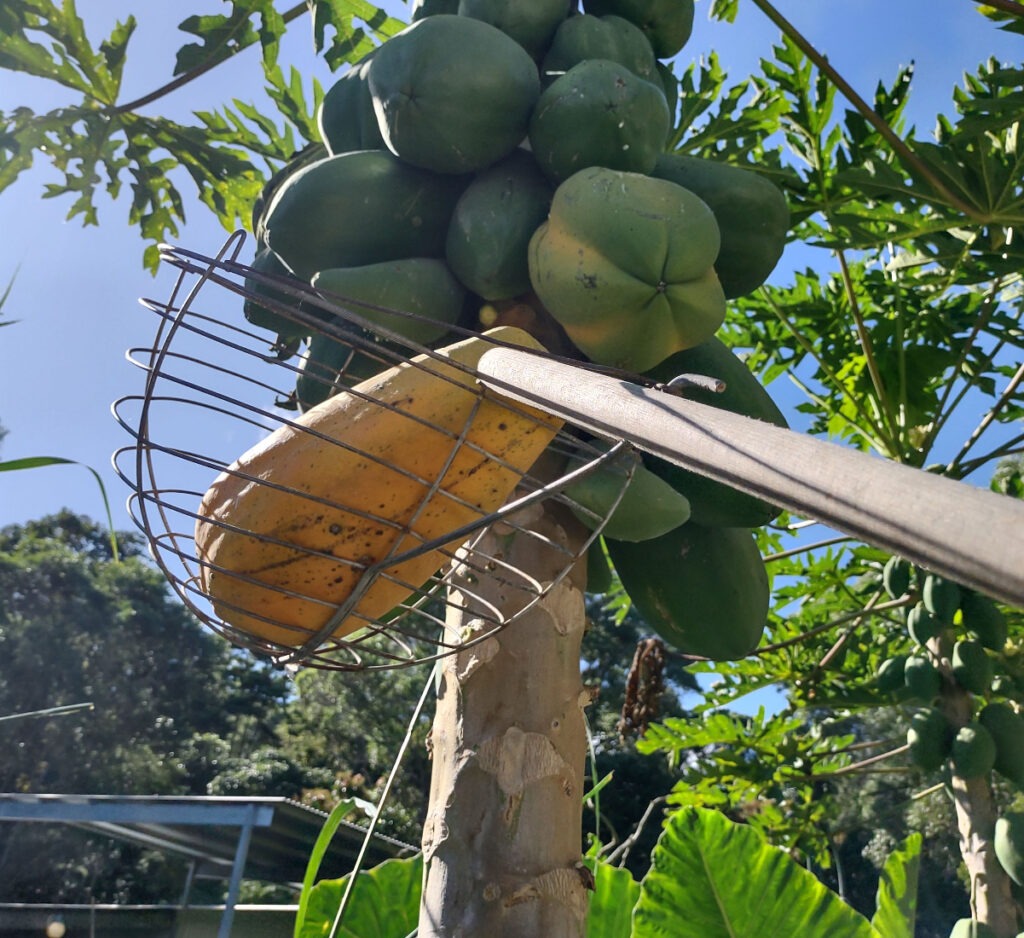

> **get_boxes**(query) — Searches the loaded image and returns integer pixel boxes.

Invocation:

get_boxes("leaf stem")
[806,743,910,779]
[763,536,852,563]
[946,360,1024,476]
[747,0,985,220]
[754,594,912,656]
[835,248,902,457]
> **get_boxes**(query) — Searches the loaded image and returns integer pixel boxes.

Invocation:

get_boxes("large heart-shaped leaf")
[298,854,422,938]
[588,862,641,938]
[633,807,883,938]
[871,833,921,938]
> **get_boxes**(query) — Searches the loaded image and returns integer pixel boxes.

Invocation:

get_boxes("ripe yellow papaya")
[194,327,562,650]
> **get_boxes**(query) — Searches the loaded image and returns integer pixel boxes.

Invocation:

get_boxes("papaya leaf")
[871,832,921,938]
[632,807,884,938]
[310,0,407,71]
[174,0,283,77]
[298,855,422,938]
[588,862,640,938]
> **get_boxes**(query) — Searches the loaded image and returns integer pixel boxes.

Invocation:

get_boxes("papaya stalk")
[418,494,591,938]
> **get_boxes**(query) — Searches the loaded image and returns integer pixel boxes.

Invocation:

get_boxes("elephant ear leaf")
[633,807,884,938]
[871,832,922,938]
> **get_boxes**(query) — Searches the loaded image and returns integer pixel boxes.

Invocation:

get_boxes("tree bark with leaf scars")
[418,498,591,938]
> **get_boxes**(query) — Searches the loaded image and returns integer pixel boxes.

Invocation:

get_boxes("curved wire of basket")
[113,232,639,671]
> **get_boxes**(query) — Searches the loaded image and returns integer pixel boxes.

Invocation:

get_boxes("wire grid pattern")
[113,233,635,671]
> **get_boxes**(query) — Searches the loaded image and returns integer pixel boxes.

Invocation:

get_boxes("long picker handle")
[477,347,1024,609]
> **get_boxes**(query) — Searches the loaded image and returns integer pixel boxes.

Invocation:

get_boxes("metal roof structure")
[0,793,418,937]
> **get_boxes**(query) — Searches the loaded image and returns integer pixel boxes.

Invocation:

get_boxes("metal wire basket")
[113,232,637,671]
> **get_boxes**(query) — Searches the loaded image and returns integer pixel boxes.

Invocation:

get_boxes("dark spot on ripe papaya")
[329,523,343,535]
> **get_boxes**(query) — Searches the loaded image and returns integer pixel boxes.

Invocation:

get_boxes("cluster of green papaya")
[241,0,792,660]
[873,559,1022,786]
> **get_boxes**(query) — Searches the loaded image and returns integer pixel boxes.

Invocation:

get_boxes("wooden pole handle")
[477,347,1024,608]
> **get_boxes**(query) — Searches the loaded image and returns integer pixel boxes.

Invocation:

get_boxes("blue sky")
[0,1,1018,536]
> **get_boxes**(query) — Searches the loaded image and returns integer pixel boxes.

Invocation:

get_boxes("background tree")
[0,511,294,902]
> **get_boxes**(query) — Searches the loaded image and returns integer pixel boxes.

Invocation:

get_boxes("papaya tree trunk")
[418,497,590,938]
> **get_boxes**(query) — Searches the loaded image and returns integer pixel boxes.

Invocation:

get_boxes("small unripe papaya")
[923,573,961,624]
[875,655,907,694]
[882,555,912,599]
[907,603,941,646]
[996,813,1024,885]
[951,723,997,779]
[907,707,952,772]
[960,590,1008,651]
[904,654,942,701]
[952,640,993,695]
[979,702,1024,785]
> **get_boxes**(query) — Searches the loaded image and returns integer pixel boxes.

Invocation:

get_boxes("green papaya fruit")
[445,150,553,301]
[582,0,695,58]
[996,814,1024,885]
[904,654,942,701]
[561,443,690,542]
[961,590,1008,651]
[907,602,941,646]
[528,167,725,373]
[952,723,997,779]
[529,59,670,184]
[979,702,1024,785]
[606,522,768,660]
[458,0,570,59]
[294,331,391,411]
[876,655,908,694]
[368,16,540,174]
[923,573,962,624]
[882,555,912,599]
[650,154,790,299]
[243,247,322,339]
[317,51,386,156]
[311,258,465,346]
[640,336,788,527]
[906,707,952,772]
[586,538,613,595]
[949,920,998,938]
[540,14,659,86]
[952,639,993,695]
[251,143,327,242]
[263,150,468,280]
